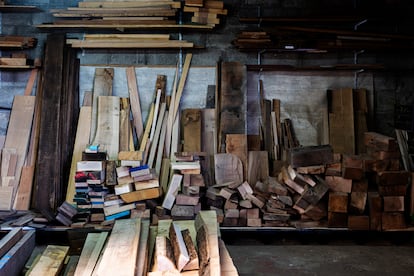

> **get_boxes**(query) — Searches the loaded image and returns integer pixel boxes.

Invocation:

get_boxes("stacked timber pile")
[0,36,37,48]
[66,34,194,49]
[183,0,227,27]
[38,0,227,29]
[68,212,237,275]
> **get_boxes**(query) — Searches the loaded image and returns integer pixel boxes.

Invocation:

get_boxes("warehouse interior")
[1,0,414,275]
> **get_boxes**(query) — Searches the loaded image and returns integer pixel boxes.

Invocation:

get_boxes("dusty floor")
[224,231,414,276]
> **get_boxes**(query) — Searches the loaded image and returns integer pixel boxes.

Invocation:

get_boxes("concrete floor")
[227,245,414,276]
[222,229,414,275]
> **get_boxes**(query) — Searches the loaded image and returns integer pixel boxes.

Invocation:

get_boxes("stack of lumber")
[38,0,219,29]
[232,31,273,50]
[66,34,195,49]
[0,228,36,276]
[183,1,227,27]
[0,36,37,48]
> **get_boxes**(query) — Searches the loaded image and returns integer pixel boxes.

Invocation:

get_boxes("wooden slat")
[0,230,35,276]
[247,151,269,187]
[74,232,108,276]
[92,96,120,160]
[172,53,193,123]
[65,106,92,203]
[79,1,181,8]
[24,69,38,96]
[182,109,202,152]
[90,68,113,143]
[93,218,141,276]
[136,219,150,276]
[28,245,69,276]
[1,95,35,209]
[68,40,194,49]
[0,228,23,259]
[155,111,168,175]
[119,98,130,152]
[126,67,144,144]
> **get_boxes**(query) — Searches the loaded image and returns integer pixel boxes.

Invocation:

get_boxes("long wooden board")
[93,218,141,276]
[66,106,92,203]
[0,228,23,259]
[226,134,248,182]
[0,230,35,276]
[92,96,120,160]
[1,95,35,210]
[90,68,114,143]
[74,232,108,276]
[28,245,69,276]
[136,219,150,276]
[126,67,144,144]
[182,109,202,152]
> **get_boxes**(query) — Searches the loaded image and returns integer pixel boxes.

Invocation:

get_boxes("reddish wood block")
[328,192,348,213]
[325,176,352,193]
[328,212,348,228]
[381,212,406,230]
[348,216,370,230]
[383,196,405,212]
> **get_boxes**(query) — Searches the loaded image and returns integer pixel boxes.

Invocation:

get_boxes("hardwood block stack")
[183,0,227,27]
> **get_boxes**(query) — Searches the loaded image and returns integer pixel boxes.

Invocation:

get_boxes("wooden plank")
[74,232,108,276]
[226,134,248,182]
[0,228,23,259]
[119,98,130,152]
[79,1,181,8]
[218,239,238,276]
[147,103,166,168]
[162,174,183,210]
[288,145,334,168]
[24,69,38,96]
[219,62,246,152]
[154,111,168,175]
[93,218,141,276]
[247,151,269,187]
[0,230,35,276]
[120,187,161,203]
[169,222,190,271]
[195,210,220,276]
[126,67,144,144]
[91,96,120,160]
[172,53,193,124]
[136,219,150,276]
[182,109,202,152]
[65,106,92,203]
[28,245,69,276]
[328,88,355,154]
[90,68,113,143]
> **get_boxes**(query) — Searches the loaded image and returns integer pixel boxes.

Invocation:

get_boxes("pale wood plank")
[74,232,108,276]
[226,134,248,182]
[24,69,38,96]
[66,106,92,203]
[148,103,166,168]
[136,219,150,276]
[93,218,141,276]
[90,68,113,143]
[92,96,120,160]
[172,54,192,123]
[155,111,168,175]
[28,245,69,276]
[126,67,144,144]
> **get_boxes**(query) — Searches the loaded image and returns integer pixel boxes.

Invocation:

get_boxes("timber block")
[376,171,410,186]
[328,212,348,228]
[328,192,348,213]
[381,212,406,230]
[325,176,352,193]
[368,192,382,231]
[348,216,370,230]
[364,132,398,152]
[288,145,333,168]
[383,196,405,212]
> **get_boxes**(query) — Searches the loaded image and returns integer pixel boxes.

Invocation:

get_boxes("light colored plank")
[28,245,69,276]
[182,109,202,152]
[247,151,269,187]
[172,53,192,123]
[66,106,92,203]
[155,111,168,175]
[136,219,150,276]
[214,153,243,186]
[90,68,113,143]
[126,67,144,144]
[24,69,38,96]
[93,218,141,276]
[74,232,108,276]
[148,103,166,168]
[162,174,183,210]
[92,96,120,160]
[225,134,248,182]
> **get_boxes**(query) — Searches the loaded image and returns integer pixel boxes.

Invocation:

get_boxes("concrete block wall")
[1,0,414,137]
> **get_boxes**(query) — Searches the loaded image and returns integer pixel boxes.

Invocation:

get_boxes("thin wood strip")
[126,67,144,144]
[74,232,108,276]
[172,53,192,123]
[147,103,166,168]
[78,1,181,9]
[68,40,194,49]
[155,111,169,175]
[24,69,38,96]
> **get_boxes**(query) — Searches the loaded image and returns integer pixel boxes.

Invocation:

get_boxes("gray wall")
[1,0,414,137]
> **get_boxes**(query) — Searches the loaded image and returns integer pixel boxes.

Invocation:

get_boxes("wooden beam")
[93,218,141,276]
[126,67,144,145]
[74,232,108,276]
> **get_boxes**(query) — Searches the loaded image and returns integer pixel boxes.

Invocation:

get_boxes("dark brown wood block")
[383,196,405,212]
[378,185,407,196]
[376,171,410,186]
[368,192,382,231]
[328,212,348,228]
[381,212,406,230]
[325,176,352,193]
[364,132,398,152]
[348,215,370,230]
[349,192,367,214]
[328,192,348,213]
[288,145,333,168]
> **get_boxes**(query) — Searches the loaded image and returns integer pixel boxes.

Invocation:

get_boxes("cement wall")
[1,0,414,137]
